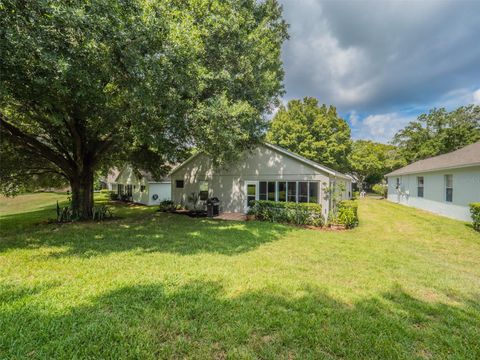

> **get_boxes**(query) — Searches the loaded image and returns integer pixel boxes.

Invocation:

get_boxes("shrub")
[109,192,119,201]
[100,189,110,194]
[159,200,176,212]
[372,183,387,198]
[335,200,359,229]
[470,203,480,231]
[352,191,360,200]
[92,205,113,221]
[252,200,323,227]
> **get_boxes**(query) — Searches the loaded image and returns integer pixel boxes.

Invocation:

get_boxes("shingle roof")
[386,141,480,176]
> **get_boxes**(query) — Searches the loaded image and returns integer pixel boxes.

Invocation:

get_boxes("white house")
[110,165,171,206]
[385,142,480,221]
[169,143,352,216]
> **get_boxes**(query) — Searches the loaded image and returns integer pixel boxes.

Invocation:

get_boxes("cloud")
[280,0,480,114]
[352,113,415,144]
[473,89,480,105]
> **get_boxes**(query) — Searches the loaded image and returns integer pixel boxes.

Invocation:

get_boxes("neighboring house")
[99,168,120,191]
[110,165,171,206]
[385,142,480,221]
[169,143,352,216]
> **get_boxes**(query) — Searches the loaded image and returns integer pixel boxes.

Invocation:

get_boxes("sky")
[279,0,480,143]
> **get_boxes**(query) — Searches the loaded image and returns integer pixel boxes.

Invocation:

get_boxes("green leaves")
[266,97,352,172]
[393,105,480,163]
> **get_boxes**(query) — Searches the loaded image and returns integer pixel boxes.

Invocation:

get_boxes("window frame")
[445,174,453,202]
[199,181,209,201]
[417,176,424,198]
[175,180,184,189]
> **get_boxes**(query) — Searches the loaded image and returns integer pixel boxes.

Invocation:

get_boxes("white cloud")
[352,113,415,143]
[473,89,480,105]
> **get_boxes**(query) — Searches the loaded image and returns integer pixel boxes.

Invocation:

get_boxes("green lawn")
[1,194,479,359]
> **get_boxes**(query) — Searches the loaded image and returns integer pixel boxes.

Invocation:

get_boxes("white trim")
[244,181,259,212]
[386,162,480,177]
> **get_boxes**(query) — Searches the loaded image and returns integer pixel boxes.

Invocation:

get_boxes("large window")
[277,182,286,202]
[417,176,424,198]
[445,175,453,202]
[287,182,297,202]
[298,182,308,203]
[259,182,267,200]
[126,184,133,197]
[309,182,319,203]
[199,181,209,201]
[268,182,276,201]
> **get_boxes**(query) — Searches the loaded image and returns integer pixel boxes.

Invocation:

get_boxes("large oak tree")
[0,0,288,218]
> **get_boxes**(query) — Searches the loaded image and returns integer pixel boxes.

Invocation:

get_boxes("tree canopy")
[0,0,288,217]
[347,140,406,190]
[393,105,480,163]
[266,97,351,172]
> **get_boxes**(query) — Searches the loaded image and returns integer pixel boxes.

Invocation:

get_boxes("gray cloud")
[280,0,480,114]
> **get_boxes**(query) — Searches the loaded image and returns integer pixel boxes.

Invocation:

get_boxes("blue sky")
[279,0,480,143]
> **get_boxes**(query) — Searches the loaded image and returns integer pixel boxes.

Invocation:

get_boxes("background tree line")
[267,97,480,190]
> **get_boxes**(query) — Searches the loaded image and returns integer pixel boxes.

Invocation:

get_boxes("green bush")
[100,189,110,194]
[372,184,387,198]
[335,200,359,229]
[109,192,119,201]
[159,200,176,212]
[470,203,480,231]
[352,191,360,200]
[252,200,323,227]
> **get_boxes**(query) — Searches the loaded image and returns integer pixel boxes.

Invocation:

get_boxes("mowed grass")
[0,194,479,359]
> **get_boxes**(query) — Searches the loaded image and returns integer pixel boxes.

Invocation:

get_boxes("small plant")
[159,200,176,212]
[109,192,119,201]
[470,202,480,231]
[92,205,113,221]
[56,201,76,222]
[187,192,201,211]
[334,200,359,229]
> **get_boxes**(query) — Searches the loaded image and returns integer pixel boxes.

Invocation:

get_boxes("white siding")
[387,166,480,221]
[171,145,351,215]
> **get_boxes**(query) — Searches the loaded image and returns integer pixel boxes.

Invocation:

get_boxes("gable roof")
[114,165,170,183]
[169,142,351,180]
[386,141,480,177]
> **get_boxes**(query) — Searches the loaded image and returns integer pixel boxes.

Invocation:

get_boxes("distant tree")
[348,140,406,190]
[0,0,288,218]
[393,105,480,162]
[266,97,351,172]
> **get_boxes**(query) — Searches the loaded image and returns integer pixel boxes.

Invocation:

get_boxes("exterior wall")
[386,166,480,221]
[147,183,171,206]
[171,145,352,215]
[113,166,171,206]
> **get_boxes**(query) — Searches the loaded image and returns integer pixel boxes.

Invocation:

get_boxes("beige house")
[111,165,171,206]
[169,143,352,216]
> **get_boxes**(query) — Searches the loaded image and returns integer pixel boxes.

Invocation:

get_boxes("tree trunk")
[70,169,94,219]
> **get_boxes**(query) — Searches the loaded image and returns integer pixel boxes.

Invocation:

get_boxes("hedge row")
[251,200,323,227]
[470,202,480,231]
[335,200,359,229]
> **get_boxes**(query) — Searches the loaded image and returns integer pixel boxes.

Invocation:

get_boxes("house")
[110,165,171,206]
[169,143,352,216]
[385,141,480,221]
[99,168,120,191]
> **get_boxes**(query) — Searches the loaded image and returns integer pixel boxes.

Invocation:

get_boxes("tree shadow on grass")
[1,281,479,359]
[0,212,292,257]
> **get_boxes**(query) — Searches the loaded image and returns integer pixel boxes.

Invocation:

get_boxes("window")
[277,182,286,202]
[117,184,124,195]
[140,185,146,192]
[199,181,208,201]
[175,180,184,188]
[268,182,276,201]
[396,177,401,189]
[298,182,308,203]
[417,177,424,198]
[259,181,267,200]
[309,182,319,203]
[287,182,297,202]
[247,183,256,207]
[126,184,133,197]
[445,175,453,202]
